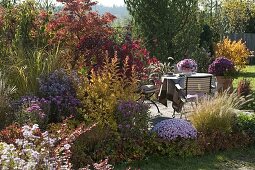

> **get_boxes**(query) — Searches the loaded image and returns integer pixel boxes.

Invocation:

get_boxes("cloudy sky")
[96,0,125,7]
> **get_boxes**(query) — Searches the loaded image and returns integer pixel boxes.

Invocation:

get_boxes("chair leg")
[148,98,160,113]
[180,104,186,119]
[142,92,160,113]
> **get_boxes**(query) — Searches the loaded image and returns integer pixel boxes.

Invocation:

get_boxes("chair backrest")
[184,76,213,95]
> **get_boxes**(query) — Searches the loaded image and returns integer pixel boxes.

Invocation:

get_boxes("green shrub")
[235,113,255,139]
[70,125,117,168]
[197,131,251,153]
[71,100,152,166]
[190,91,243,134]
[190,47,211,72]
[240,92,255,111]
[148,137,202,158]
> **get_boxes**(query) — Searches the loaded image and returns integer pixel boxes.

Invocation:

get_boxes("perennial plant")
[152,119,197,141]
[115,100,150,138]
[38,69,81,123]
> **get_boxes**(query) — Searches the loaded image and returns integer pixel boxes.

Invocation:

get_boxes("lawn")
[116,146,255,170]
[233,65,255,90]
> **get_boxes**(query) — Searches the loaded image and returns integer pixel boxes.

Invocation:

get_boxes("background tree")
[198,0,224,42]
[124,0,200,62]
[221,0,255,33]
[46,0,116,67]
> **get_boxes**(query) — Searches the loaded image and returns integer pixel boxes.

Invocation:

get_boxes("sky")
[96,0,125,7]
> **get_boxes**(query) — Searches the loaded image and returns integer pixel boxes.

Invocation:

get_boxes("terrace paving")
[148,101,190,126]
[148,100,254,126]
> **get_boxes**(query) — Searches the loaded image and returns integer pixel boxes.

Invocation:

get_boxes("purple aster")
[152,118,197,141]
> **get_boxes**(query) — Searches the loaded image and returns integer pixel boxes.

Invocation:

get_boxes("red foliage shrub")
[77,36,151,78]
[0,123,23,144]
[197,131,252,153]
[46,0,116,66]
[237,79,252,96]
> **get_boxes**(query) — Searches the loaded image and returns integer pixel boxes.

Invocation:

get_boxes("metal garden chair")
[174,75,215,117]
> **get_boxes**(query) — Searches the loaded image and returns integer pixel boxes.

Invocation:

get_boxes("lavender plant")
[152,119,197,141]
[38,69,80,123]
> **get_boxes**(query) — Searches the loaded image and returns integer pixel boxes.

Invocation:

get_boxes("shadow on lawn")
[115,146,255,170]
[150,116,170,126]
[238,72,255,78]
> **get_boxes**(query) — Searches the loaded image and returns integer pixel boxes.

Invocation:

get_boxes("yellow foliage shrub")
[215,37,250,70]
[77,54,139,130]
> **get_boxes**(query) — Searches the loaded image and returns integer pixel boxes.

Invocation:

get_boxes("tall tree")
[198,0,223,42]
[221,0,255,33]
[124,0,200,61]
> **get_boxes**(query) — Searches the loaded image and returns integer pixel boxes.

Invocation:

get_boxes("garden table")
[158,73,214,113]
[158,75,185,113]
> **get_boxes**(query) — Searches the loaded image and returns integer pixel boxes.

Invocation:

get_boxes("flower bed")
[0,0,255,168]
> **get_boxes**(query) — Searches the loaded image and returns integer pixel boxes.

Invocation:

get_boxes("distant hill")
[92,5,129,19]
[53,4,130,21]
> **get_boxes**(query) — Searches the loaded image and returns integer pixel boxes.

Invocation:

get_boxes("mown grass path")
[116,146,255,170]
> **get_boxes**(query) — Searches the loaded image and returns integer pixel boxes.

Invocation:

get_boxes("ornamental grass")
[190,91,244,134]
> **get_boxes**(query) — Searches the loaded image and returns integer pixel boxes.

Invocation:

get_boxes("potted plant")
[208,57,237,92]
[155,57,174,76]
[147,57,174,77]
[176,59,197,75]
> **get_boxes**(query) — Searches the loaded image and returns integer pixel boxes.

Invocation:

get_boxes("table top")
[161,73,213,79]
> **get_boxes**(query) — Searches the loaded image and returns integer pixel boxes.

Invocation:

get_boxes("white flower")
[32,124,39,131]
[31,150,40,161]
[23,129,33,138]
[15,139,23,146]
[49,138,56,146]
[1,155,8,160]
[63,144,71,150]
[42,131,49,138]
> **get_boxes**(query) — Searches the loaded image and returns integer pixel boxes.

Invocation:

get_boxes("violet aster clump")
[152,119,197,141]
[116,100,150,138]
[208,57,236,76]
[38,69,81,123]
